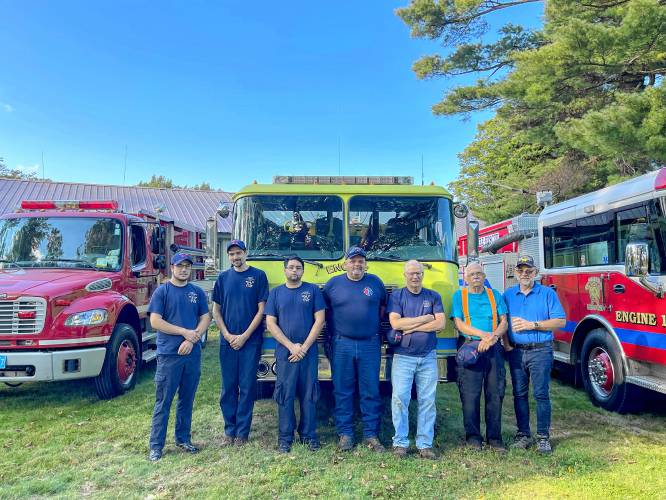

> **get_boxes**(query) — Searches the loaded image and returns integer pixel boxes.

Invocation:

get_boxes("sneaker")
[487,440,507,453]
[175,442,200,454]
[536,436,553,455]
[148,449,162,462]
[307,440,321,452]
[219,435,234,447]
[466,438,483,450]
[418,448,437,460]
[392,446,408,458]
[338,435,354,452]
[277,442,291,454]
[511,434,533,449]
[234,437,248,447]
[364,437,386,453]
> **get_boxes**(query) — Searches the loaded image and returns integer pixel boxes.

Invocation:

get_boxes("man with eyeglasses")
[503,255,566,454]
[387,260,445,459]
[451,262,508,451]
[265,256,326,453]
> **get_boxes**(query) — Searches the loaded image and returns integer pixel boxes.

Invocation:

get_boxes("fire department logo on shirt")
[245,277,255,288]
[301,291,311,303]
[423,300,432,309]
[585,276,604,311]
[188,291,198,304]
[363,287,373,296]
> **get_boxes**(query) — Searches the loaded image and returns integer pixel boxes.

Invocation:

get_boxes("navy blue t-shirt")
[323,273,387,339]
[265,282,326,358]
[148,282,209,356]
[387,287,444,357]
[212,266,269,343]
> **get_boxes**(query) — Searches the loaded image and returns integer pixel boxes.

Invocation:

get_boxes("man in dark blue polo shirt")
[147,253,211,462]
[265,256,326,453]
[212,239,269,446]
[503,254,566,454]
[387,260,445,459]
[323,246,387,452]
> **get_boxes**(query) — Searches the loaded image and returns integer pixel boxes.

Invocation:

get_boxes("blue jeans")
[149,354,201,451]
[331,335,382,438]
[457,342,505,443]
[507,346,553,438]
[391,351,438,449]
[219,340,262,439]
[273,349,320,446]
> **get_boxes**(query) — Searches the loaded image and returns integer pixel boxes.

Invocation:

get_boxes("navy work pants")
[331,335,382,439]
[219,340,262,439]
[457,341,506,443]
[273,349,320,446]
[149,354,201,451]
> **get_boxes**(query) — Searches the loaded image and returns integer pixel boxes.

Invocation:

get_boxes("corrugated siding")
[0,178,233,233]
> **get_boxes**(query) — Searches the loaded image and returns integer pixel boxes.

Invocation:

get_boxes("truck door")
[126,224,156,315]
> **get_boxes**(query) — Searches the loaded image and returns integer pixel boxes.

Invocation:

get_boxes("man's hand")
[182,329,200,343]
[511,317,534,332]
[178,340,193,356]
[288,343,305,362]
[229,334,249,350]
[477,334,497,353]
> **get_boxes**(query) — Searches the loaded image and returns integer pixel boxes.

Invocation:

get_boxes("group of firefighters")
[146,239,565,462]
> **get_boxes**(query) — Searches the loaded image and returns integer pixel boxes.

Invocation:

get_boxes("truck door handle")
[549,284,557,290]
[613,284,625,294]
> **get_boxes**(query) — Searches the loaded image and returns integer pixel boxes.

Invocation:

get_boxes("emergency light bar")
[20,200,119,211]
[273,176,413,185]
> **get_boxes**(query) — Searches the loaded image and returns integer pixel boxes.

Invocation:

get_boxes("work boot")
[466,437,483,450]
[511,434,533,450]
[234,437,248,447]
[487,439,507,453]
[338,435,354,451]
[219,435,234,447]
[364,437,385,453]
[392,446,408,458]
[418,448,437,460]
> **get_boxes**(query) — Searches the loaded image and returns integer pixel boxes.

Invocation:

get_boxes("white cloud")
[0,102,13,113]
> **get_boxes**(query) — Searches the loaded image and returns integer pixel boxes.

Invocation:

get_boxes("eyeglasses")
[405,272,423,276]
[515,268,536,275]
[467,272,485,278]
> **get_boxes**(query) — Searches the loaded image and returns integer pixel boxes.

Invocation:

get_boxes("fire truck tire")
[95,323,140,400]
[580,328,631,412]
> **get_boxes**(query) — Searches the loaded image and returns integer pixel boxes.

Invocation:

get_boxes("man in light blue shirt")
[503,255,566,454]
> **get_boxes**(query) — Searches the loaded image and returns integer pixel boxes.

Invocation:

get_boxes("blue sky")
[0,1,544,192]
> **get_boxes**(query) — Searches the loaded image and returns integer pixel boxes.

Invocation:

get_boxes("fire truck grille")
[0,297,47,335]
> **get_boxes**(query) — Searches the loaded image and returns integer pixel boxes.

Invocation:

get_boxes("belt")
[514,341,552,350]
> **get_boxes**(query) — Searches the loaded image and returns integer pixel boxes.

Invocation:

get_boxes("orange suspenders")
[461,287,498,331]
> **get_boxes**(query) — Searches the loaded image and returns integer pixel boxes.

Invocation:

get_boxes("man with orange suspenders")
[451,262,509,451]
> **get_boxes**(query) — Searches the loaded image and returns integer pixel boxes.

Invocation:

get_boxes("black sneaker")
[175,442,200,454]
[277,442,291,454]
[466,438,483,450]
[511,434,533,449]
[338,435,354,451]
[307,439,321,452]
[536,436,553,455]
[487,439,507,453]
[148,449,162,462]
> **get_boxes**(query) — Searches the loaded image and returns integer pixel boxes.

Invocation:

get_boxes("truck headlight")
[64,309,108,326]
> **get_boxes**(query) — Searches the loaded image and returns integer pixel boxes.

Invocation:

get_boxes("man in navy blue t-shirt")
[212,239,269,446]
[147,252,210,462]
[323,246,387,452]
[265,256,326,453]
[387,260,445,459]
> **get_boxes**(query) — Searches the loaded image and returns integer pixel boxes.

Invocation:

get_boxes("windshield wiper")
[42,258,98,270]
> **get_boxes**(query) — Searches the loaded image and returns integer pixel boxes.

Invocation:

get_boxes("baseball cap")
[171,252,193,266]
[226,239,247,252]
[516,254,536,268]
[346,246,367,259]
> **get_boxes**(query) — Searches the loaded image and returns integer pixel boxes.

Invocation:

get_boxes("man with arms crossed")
[503,255,566,454]
[323,246,387,452]
[148,252,211,462]
[265,256,326,453]
[212,239,269,446]
[452,262,508,451]
[387,260,445,459]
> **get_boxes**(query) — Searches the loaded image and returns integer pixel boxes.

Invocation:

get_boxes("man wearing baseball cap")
[212,239,269,446]
[147,252,211,461]
[503,254,566,454]
[323,246,387,452]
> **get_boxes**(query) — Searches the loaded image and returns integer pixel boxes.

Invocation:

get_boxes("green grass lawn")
[2,331,666,499]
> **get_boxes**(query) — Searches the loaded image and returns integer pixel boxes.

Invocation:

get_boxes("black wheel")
[580,328,633,412]
[95,323,140,400]
[4,382,22,387]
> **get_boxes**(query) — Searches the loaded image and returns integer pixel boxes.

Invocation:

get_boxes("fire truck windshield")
[234,195,345,260]
[0,217,123,271]
[349,196,455,262]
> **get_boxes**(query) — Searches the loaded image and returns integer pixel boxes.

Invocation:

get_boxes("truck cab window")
[130,225,146,267]
[617,205,662,274]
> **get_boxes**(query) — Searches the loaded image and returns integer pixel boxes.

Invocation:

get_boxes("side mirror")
[625,242,649,277]
[217,201,234,219]
[150,226,166,254]
[453,203,469,219]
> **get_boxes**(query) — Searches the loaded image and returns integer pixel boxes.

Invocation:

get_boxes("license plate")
[0,355,6,369]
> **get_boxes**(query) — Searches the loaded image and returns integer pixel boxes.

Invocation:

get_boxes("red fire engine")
[0,200,213,398]
[540,169,666,411]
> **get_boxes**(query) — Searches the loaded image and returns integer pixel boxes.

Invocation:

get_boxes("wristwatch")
[534,321,540,330]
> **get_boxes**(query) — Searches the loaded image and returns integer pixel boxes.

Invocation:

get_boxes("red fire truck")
[0,200,213,399]
[540,169,666,411]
